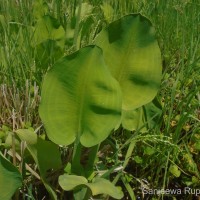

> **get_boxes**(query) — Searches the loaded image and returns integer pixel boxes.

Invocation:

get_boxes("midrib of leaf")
[76,52,91,140]
[117,23,137,83]
[77,47,96,140]
[72,50,93,174]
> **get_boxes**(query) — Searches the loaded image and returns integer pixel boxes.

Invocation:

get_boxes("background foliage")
[0,0,200,199]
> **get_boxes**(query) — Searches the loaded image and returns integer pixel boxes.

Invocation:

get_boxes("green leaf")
[4,132,21,151]
[89,177,123,199]
[122,97,162,131]
[122,107,146,132]
[192,176,200,184]
[100,2,114,22]
[59,174,88,191]
[0,15,6,31]
[2,125,9,132]
[0,153,22,200]
[32,15,65,73]
[35,39,64,68]
[39,45,122,147]
[32,15,65,48]
[169,165,181,178]
[77,2,93,19]
[59,174,123,199]
[144,146,155,155]
[95,14,162,110]
[194,141,200,151]
[16,129,62,200]
[33,0,49,19]
[134,156,143,164]
[0,131,6,139]
[121,176,136,200]
[79,15,94,42]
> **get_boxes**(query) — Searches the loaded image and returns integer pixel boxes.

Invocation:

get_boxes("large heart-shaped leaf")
[39,45,122,147]
[59,174,123,199]
[95,14,162,110]
[0,153,22,200]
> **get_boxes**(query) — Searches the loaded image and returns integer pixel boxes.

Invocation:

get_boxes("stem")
[12,133,17,165]
[73,0,82,50]
[113,140,135,185]
[123,141,135,169]
[71,142,99,199]
[85,144,99,179]
[12,109,16,165]
[20,141,25,174]
[162,152,169,200]
[71,139,83,175]
[7,150,41,180]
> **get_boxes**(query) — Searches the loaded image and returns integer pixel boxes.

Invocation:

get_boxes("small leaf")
[2,125,9,132]
[59,174,123,199]
[192,176,199,184]
[59,174,88,191]
[144,146,155,155]
[89,177,123,199]
[0,131,6,139]
[169,165,181,177]
[33,0,49,19]
[100,3,114,22]
[32,15,65,48]
[122,107,146,132]
[194,142,200,151]
[32,15,65,72]
[64,163,72,174]
[5,132,21,151]
[134,156,143,164]
[122,98,162,131]
[35,39,64,68]
[0,153,22,200]
[0,15,6,31]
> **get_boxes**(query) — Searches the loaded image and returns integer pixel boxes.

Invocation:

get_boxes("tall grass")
[0,0,200,199]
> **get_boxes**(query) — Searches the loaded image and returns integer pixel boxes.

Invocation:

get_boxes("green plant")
[38,14,161,199]
[1,0,200,199]
[0,153,22,200]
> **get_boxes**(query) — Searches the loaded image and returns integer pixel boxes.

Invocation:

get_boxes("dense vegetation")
[0,0,199,199]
